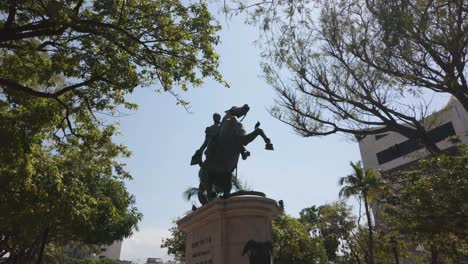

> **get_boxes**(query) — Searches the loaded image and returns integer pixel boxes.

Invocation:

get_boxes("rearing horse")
[192,105,273,205]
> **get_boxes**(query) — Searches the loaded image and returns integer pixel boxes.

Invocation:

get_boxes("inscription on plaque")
[191,236,213,264]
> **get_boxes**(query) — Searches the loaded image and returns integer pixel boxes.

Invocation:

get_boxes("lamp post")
[389,236,399,264]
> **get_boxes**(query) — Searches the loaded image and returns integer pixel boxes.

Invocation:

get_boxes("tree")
[331,0,468,111]
[383,144,468,263]
[0,0,224,134]
[1,1,224,262]
[161,221,186,262]
[0,90,141,263]
[298,205,319,229]
[339,162,382,264]
[229,0,468,154]
[348,228,415,264]
[300,202,363,263]
[317,201,359,263]
[273,214,328,264]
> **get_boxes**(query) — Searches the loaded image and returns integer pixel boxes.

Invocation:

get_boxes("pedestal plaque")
[177,194,281,264]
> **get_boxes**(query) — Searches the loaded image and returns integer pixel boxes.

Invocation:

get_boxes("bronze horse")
[191,105,273,205]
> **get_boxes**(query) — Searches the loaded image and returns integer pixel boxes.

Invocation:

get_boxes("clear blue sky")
[117,9,362,263]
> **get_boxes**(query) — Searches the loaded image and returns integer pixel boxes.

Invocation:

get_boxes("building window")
[376,122,456,164]
[375,133,389,140]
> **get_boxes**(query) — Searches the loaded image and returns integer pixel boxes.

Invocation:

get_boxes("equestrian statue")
[190,104,274,205]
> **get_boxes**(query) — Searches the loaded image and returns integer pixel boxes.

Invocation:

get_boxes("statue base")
[177,194,281,264]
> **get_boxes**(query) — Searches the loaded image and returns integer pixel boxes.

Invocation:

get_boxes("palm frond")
[183,187,199,201]
[340,161,382,200]
[350,161,364,179]
[338,176,347,186]
[232,176,251,191]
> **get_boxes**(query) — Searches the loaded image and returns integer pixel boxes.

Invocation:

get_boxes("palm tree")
[339,161,381,264]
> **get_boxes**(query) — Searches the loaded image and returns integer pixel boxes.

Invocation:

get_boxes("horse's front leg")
[198,169,216,205]
[198,183,208,205]
[241,128,274,150]
[221,172,233,198]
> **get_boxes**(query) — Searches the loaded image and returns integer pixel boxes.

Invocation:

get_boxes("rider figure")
[190,104,274,205]
[191,105,252,166]
[191,113,221,165]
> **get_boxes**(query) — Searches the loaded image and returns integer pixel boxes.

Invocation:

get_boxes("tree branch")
[4,3,17,29]
[0,76,102,99]
[55,98,82,138]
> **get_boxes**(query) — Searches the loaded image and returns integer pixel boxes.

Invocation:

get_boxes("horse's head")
[225,104,250,119]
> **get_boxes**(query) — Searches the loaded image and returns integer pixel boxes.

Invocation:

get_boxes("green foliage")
[161,221,186,262]
[0,0,225,127]
[339,161,382,201]
[317,201,357,261]
[273,214,328,264]
[298,205,319,228]
[43,242,65,264]
[372,233,413,264]
[0,88,141,261]
[299,202,358,261]
[0,0,225,261]
[339,161,382,264]
[384,145,468,260]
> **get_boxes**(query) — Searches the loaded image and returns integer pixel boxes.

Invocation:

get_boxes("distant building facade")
[358,98,468,173]
[357,98,468,261]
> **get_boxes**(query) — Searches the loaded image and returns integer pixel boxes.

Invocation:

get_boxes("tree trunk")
[35,227,49,264]
[453,92,468,113]
[363,193,374,264]
[392,242,399,264]
[421,139,442,155]
[394,126,441,155]
[430,245,439,264]
[357,197,362,226]
[349,241,362,264]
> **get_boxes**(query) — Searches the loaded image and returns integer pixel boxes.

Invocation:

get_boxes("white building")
[357,98,468,260]
[358,97,468,173]
[98,240,123,260]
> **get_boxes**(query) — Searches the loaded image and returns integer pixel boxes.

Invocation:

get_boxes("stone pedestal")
[177,194,281,264]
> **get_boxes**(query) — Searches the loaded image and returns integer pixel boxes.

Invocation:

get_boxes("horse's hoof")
[265,143,274,150]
